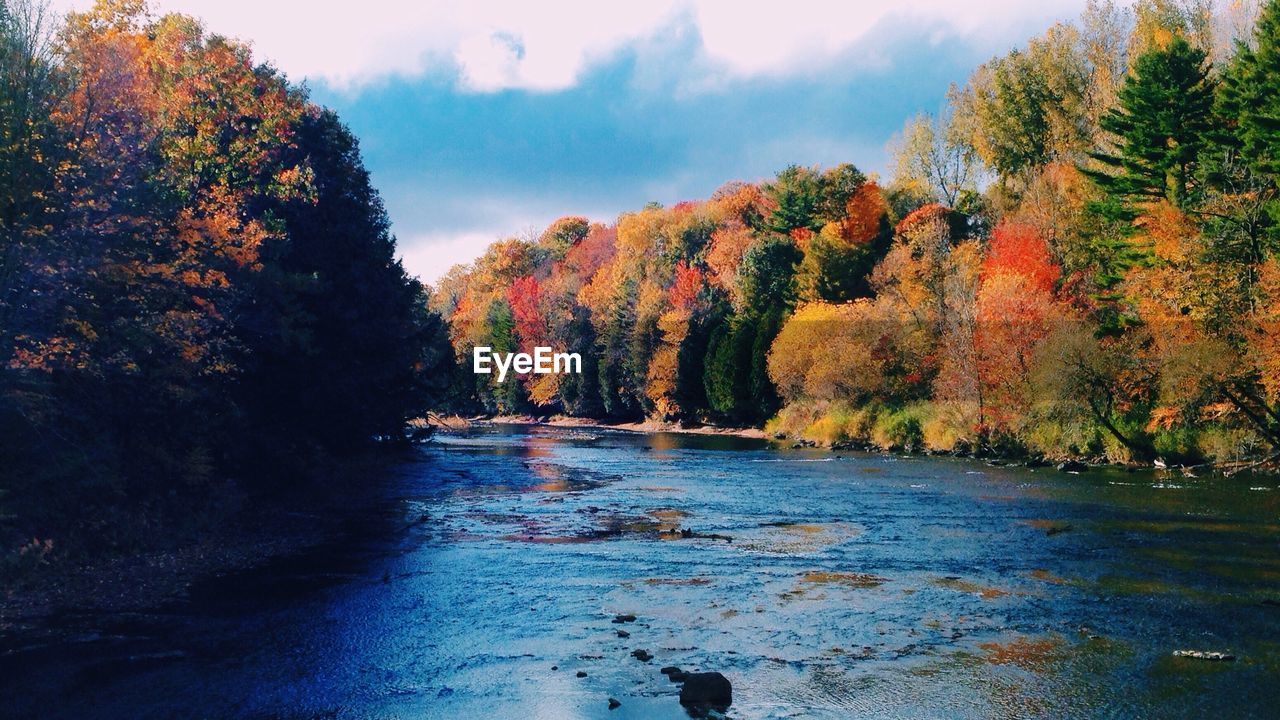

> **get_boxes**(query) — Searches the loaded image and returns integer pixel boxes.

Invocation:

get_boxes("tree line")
[433,0,1280,467]
[0,0,452,564]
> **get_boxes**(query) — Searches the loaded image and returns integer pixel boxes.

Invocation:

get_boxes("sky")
[52,1,1095,283]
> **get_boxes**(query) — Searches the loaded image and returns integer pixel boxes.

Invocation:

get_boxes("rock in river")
[607,697,621,710]
[631,648,653,662]
[679,671,732,711]
[1173,650,1236,661]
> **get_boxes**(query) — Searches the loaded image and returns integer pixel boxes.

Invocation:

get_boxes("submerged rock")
[1056,460,1088,473]
[612,613,637,624]
[1173,650,1236,661]
[674,528,733,542]
[679,671,732,712]
[616,629,630,638]
[631,648,653,662]
[607,697,621,710]
[660,665,687,682]
[576,670,588,678]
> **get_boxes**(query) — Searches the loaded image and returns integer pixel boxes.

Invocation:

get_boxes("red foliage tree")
[564,224,617,278]
[668,262,706,311]
[894,203,951,236]
[981,221,1060,292]
[506,275,546,351]
[838,181,888,244]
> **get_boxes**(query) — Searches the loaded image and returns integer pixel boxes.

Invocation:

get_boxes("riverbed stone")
[1172,650,1236,661]
[679,671,732,711]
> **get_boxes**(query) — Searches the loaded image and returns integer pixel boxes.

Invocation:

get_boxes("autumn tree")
[1,1,454,555]
[646,262,711,419]
[889,113,980,207]
[761,164,866,235]
[538,216,590,261]
[951,21,1104,185]
[243,107,453,453]
[973,223,1066,430]
[795,182,893,303]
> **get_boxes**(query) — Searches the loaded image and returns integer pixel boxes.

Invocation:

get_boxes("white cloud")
[48,0,1088,91]
[692,0,1080,78]
[397,230,501,285]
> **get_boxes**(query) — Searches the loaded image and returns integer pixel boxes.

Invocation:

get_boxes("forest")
[433,0,1280,468]
[0,0,452,568]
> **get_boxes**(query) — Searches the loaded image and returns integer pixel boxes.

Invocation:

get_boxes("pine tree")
[1210,0,1280,248]
[1082,36,1215,331]
[483,298,524,414]
[1089,36,1216,210]
[1225,0,1280,178]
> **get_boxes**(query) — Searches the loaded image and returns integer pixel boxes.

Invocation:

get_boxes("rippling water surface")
[6,424,1280,718]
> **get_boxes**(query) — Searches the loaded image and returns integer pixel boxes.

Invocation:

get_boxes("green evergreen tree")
[762,165,824,234]
[737,237,802,313]
[1089,36,1216,210]
[482,298,524,414]
[702,315,753,422]
[760,164,867,235]
[1209,0,1280,249]
[1220,0,1280,177]
[1082,36,1215,331]
[748,307,786,423]
[556,308,603,416]
[596,277,642,419]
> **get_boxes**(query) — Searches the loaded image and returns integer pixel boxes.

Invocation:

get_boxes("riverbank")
[0,509,327,631]
[441,414,770,440]
[0,453,403,632]
[436,413,1279,476]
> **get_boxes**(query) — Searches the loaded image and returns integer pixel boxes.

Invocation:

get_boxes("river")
[4,424,1279,718]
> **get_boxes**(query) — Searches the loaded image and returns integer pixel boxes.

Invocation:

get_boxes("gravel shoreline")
[0,508,333,633]
[0,451,405,633]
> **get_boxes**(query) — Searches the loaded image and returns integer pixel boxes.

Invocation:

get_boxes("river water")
[4,424,1279,719]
